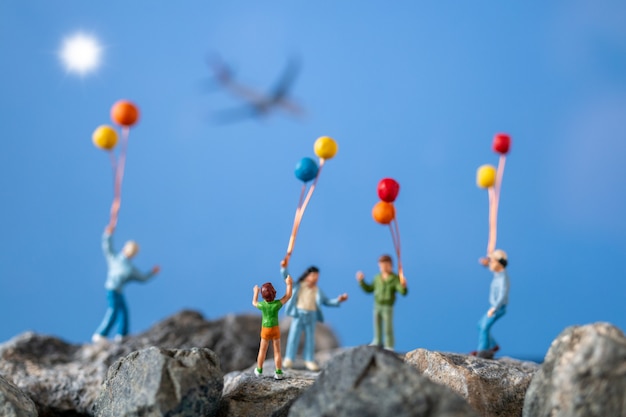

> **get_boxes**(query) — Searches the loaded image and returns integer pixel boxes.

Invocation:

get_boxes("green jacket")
[359,273,407,306]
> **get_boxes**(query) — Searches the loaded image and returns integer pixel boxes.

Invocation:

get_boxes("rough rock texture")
[218,368,316,417]
[289,346,479,417]
[405,349,539,417]
[217,350,340,417]
[523,322,626,417]
[0,374,38,417]
[0,310,338,417]
[93,347,223,417]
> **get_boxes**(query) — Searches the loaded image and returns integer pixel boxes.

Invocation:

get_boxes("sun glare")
[59,33,102,76]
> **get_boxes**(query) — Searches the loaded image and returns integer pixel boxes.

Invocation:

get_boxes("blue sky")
[1,1,625,359]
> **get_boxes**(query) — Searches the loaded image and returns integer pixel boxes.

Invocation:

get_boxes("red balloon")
[493,133,511,155]
[377,178,400,203]
[111,100,140,127]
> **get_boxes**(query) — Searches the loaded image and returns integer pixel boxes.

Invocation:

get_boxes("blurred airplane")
[205,55,305,124]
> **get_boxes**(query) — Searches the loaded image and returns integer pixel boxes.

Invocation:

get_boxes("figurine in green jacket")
[356,254,407,351]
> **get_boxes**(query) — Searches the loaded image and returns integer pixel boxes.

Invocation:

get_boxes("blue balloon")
[295,157,319,183]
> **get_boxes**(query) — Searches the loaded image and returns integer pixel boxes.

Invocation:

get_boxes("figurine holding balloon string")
[283,136,338,267]
[372,178,406,286]
[92,100,140,230]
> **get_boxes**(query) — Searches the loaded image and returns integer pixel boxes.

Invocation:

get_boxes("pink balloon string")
[389,215,405,284]
[108,127,129,230]
[486,155,506,255]
[284,159,326,264]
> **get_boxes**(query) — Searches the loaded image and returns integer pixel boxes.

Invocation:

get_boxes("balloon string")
[390,216,405,285]
[284,159,326,263]
[109,127,129,229]
[109,151,117,189]
[496,155,506,199]
[487,186,497,255]
[487,155,506,255]
[285,184,307,263]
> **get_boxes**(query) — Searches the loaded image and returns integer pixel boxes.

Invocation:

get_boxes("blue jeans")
[285,309,317,362]
[94,290,129,337]
[477,305,506,351]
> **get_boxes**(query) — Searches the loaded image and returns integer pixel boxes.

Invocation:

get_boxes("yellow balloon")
[92,125,118,150]
[314,136,338,160]
[476,164,497,188]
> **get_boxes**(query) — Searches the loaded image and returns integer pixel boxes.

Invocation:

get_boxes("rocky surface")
[93,347,223,417]
[217,350,339,417]
[2,315,624,417]
[0,374,38,417]
[218,368,316,417]
[405,349,539,417]
[288,346,479,417]
[0,310,338,417]
[523,322,626,417]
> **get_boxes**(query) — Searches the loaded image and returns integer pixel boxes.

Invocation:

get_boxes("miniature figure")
[253,269,293,380]
[92,225,160,343]
[282,263,348,371]
[472,249,510,359]
[356,254,407,351]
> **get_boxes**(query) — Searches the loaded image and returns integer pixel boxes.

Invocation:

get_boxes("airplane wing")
[269,57,300,102]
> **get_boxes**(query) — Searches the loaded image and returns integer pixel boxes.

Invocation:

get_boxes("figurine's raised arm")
[102,226,116,260]
[252,285,260,308]
[280,276,293,305]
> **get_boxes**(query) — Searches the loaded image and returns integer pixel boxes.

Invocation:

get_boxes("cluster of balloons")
[476,133,511,255]
[91,100,141,229]
[284,136,338,265]
[372,178,405,284]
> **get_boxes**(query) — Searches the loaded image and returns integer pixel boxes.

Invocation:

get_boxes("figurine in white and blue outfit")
[282,264,347,371]
[92,225,160,343]
[475,249,510,359]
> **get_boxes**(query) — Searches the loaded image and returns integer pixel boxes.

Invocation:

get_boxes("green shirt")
[256,300,283,327]
[359,273,408,306]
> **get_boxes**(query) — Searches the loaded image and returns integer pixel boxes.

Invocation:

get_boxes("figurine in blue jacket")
[473,249,510,359]
[92,225,160,343]
[282,261,348,371]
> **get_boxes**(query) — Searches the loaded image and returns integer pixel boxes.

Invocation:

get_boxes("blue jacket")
[281,267,341,323]
[102,232,155,292]
[489,270,510,310]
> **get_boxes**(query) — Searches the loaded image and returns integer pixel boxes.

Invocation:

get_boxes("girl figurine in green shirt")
[252,266,293,380]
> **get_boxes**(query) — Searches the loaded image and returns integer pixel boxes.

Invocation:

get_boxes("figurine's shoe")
[304,361,319,371]
[113,334,124,343]
[283,358,293,369]
[91,334,106,344]
[274,369,284,380]
[384,346,395,352]
[476,349,495,359]
[469,350,478,356]
[254,367,263,377]
[492,345,500,353]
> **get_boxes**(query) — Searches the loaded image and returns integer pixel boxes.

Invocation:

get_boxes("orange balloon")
[372,201,395,225]
[111,100,140,127]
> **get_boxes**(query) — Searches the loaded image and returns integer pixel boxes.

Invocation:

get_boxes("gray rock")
[288,346,479,417]
[0,310,339,416]
[94,347,223,417]
[405,349,539,417]
[0,374,38,417]
[218,366,317,417]
[523,322,626,417]
[217,348,345,416]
